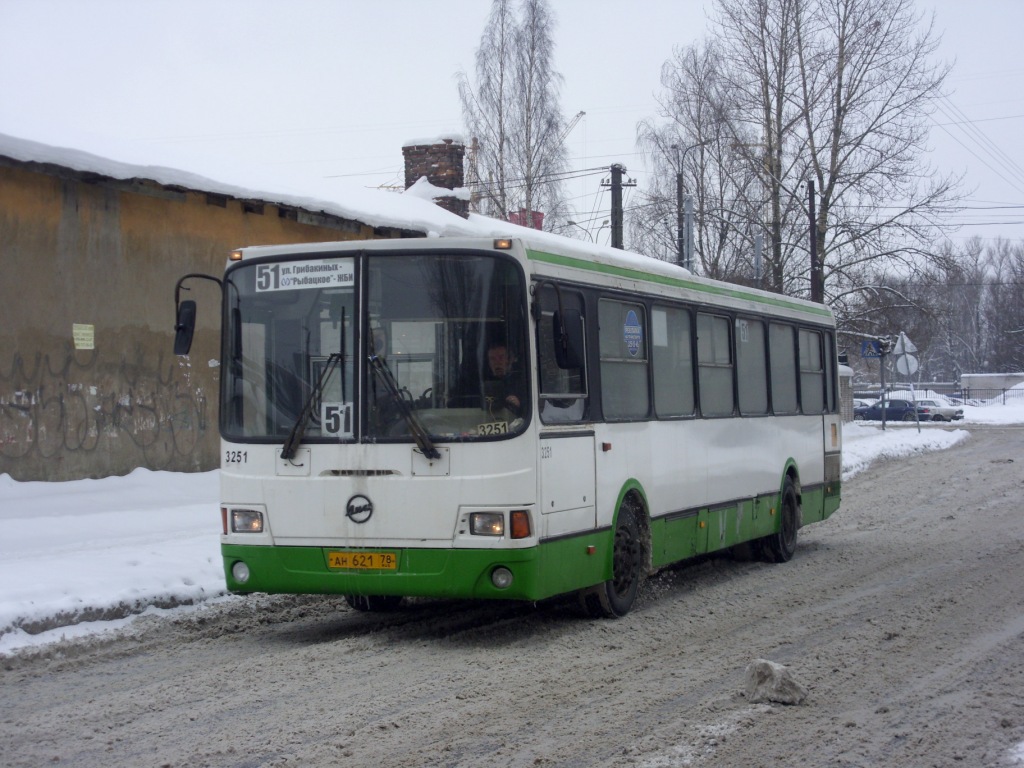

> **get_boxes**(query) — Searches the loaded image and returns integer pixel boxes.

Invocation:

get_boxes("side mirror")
[174,300,197,355]
[553,309,584,369]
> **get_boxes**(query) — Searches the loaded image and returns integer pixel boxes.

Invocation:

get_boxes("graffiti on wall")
[0,342,215,477]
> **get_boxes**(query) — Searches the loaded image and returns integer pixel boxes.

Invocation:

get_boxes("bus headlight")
[231,508,264,533]
[470,512,504,536]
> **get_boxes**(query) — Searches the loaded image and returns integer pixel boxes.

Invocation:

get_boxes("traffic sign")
[896,354,919,375]
[893,332,918,376]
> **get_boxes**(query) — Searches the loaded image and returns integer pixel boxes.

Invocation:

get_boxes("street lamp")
[566,220,593,242]
[567,219,609,244]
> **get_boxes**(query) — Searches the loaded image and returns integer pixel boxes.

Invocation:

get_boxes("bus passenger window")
[697,313,733,417]
[736,318,768,415]
[769,323,798,414]
[652,306,694,417]
[599,299,649,419]
[799,328,825,413]
[824,330,837,412]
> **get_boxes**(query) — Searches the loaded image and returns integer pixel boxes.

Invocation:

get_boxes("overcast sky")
[1,0,1021,246]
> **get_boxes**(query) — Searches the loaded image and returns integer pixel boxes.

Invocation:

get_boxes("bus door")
[534,282,593,538]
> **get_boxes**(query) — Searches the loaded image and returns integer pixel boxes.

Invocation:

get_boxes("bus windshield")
[221,251,530,445]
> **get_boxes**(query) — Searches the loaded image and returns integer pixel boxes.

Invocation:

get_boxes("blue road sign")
[861,340,881,358]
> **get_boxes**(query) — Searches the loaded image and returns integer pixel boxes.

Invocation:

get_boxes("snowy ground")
[2,398,1022,657]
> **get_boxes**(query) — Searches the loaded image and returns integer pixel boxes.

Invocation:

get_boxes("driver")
[485,341,524,416]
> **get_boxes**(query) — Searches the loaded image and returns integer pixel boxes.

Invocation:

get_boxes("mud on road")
[2,427,1023,767]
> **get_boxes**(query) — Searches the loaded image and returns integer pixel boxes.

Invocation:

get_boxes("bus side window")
[769,323,798,414]
[824,330,837,412]
[536,285,587,423]
[599,299,650,419]
[697,312,734,417]
[652,305,694,417]
[799,328,825,413]
[736,317,768,415]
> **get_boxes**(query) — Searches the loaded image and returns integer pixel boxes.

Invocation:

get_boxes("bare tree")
[458,0,569,230]
[641,0,963,304]
[635,42,766,282]
[716,0,811,293]
[983,240,1024,371]
[459,0,515,220]
[837,236,1024,383]
[795,0,961,297]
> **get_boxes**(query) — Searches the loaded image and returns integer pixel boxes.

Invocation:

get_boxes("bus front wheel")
[580,502,643,618]
[345,594,404,612]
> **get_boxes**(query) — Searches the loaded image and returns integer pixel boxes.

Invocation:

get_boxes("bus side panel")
[703,498,758,554]
[536,529,613,598]
[653,514,700,567]
[797,481,841,526]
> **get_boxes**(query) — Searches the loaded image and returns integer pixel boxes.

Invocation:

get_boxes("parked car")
[857,398,921,422]
[852,398,875,419]
[915,398,964,422]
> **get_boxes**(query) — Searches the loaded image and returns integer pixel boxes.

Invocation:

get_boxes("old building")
[0,134,473,480]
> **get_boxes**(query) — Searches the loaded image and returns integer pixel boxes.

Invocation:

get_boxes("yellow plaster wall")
[0,163,402,480]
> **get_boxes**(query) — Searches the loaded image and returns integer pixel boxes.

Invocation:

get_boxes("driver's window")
[535,284,587,424]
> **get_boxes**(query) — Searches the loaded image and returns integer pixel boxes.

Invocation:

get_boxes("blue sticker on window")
[624,309,643,357]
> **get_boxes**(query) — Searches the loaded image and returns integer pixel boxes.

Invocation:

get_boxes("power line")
[930,96,1024,197]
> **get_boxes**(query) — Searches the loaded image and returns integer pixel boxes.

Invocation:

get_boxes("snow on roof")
[0,131,482,237]
[0,130,691,277]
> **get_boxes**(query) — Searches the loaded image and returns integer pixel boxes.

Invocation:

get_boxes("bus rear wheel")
[345,594,404,612]
[762,477,799,563]
[581,502,643,618]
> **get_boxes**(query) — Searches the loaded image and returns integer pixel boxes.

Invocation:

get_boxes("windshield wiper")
[281,352,342,461]
[368,353,441,460]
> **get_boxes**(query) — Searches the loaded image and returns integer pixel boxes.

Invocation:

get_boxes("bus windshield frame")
[220,249,531,447]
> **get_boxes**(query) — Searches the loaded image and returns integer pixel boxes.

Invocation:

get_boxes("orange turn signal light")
[510,510,531,539]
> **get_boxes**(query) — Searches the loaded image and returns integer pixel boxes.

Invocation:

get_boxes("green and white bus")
[174,235,841,617]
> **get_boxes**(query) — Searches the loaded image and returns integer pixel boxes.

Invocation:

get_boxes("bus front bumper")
[221,543,547,602]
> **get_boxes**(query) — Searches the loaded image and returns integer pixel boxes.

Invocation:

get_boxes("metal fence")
[853,387,1024,406]
[954,388,1024,405]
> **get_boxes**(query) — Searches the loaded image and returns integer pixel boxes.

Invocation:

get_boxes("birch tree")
[458,0,569,229]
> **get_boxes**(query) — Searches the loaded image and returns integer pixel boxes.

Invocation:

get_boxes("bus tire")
[762,477,799,563]
[580,502,643,618]
[345,594,404,612]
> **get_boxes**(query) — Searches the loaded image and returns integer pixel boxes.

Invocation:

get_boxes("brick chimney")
[402,137,469,218]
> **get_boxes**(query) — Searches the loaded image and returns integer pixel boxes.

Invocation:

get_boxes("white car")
[915,399,964,422]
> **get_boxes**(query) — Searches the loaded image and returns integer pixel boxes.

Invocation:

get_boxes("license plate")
[327,551,398,570]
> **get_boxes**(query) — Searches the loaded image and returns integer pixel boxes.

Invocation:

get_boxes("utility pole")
[684,195,694,271]
[603,164,635,250]
[809,180,823,303]
[676,169,684,266]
